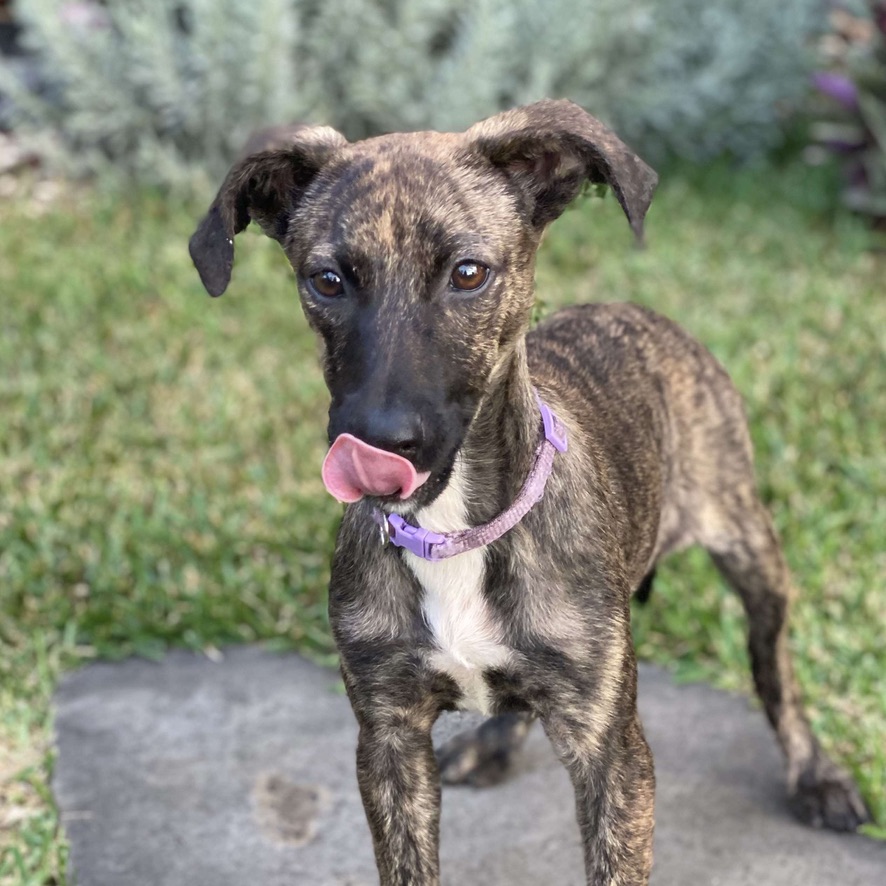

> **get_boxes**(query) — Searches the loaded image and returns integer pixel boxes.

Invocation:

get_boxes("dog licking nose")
[321,434,431,503]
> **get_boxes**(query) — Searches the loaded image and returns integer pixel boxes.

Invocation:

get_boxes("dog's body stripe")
[405,457,511,715]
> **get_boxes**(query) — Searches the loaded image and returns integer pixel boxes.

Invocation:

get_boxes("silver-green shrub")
[0,0,311,189]
[312,0,825,162]
[0,0,825,188]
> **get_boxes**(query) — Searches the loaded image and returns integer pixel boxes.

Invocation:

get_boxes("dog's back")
[529,301,754,567]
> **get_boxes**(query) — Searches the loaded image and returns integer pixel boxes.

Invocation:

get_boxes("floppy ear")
[189,125,347,297]
[461,99,657,241]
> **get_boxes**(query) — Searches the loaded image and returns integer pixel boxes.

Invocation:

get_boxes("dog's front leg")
[356,715,442,886]
[544,707,655,886]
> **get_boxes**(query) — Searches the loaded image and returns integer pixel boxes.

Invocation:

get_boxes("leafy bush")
[812,2,886,220]
[313,0,825,163]
[0,0,825,189]
[0,0,310,189]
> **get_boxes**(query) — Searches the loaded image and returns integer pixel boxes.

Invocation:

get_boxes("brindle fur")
[190,100,870,885]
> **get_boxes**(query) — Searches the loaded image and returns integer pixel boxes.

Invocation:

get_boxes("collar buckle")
[386,514,447,560]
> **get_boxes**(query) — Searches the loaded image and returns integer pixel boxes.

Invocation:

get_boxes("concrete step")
[53,647,885,885]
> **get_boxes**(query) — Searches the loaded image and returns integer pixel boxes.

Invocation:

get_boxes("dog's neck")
[459,338,541,526]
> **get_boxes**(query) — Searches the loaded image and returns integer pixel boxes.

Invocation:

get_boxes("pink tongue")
[321,434,431,503]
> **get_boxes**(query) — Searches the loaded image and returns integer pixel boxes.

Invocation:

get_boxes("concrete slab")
[53,647,884,885]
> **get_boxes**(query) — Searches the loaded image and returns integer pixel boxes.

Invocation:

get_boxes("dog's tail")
[634,569,656,605]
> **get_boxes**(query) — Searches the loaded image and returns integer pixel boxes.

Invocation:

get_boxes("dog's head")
[189,100,657,507]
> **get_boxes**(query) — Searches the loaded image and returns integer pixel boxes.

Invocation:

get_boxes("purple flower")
[812,71,859,110]
[59,2,110,31]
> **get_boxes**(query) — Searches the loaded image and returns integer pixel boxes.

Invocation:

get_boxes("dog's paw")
[788,758,871,832]
[435,729,513,788]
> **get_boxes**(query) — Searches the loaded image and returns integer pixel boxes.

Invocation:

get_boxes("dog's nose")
[360,409,423,461]
[331,403,425,463]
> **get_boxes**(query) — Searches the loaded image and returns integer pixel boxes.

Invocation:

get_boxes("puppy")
[190,100,870,885]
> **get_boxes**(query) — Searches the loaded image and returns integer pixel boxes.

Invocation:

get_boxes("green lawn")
[1,162,884,883]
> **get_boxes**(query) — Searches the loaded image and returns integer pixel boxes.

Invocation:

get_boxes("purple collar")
[373,394,567,561]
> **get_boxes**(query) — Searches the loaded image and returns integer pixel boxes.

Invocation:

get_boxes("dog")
[189,100,870,885]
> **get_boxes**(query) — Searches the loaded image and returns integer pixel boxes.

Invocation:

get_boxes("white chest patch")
[403,458,511,714]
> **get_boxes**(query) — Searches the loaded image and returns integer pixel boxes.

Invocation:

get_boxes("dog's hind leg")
[436,712,535,787]
[701,494,871,831]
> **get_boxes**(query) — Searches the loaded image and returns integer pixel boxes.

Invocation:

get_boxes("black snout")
[329,399,425,462]
[361,408,423,460]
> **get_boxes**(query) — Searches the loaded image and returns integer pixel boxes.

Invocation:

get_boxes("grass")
[0,160,884,882]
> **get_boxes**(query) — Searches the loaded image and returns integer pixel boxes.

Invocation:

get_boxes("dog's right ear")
[189,126,347,297]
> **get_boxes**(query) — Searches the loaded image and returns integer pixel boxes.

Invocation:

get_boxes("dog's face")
[286,133,543,505]
[190,100,656,506]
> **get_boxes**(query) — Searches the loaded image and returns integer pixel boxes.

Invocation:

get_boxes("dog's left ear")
[189,125,347,297]
[462,99,657,241]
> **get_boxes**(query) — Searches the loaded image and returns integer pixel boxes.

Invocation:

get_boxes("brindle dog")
[190,100,870,885]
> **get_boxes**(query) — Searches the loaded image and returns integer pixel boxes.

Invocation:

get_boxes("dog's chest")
[403,462,511,715]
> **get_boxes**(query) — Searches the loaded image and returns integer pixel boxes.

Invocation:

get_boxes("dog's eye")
[309,270,345,298]
[450,261,490,293]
